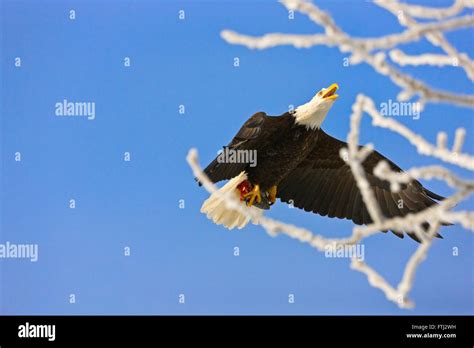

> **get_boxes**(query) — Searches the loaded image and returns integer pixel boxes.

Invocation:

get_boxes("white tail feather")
[200,171,262,229]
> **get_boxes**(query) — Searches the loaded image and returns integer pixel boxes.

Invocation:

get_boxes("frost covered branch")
[374,163,474,192]
[221,0,474,106]
[374,0,474,81]
[357,95,474,170]
[393,0,473,20]
[389,49,457,67]
[358,14,474,51]
[221,14,474,51]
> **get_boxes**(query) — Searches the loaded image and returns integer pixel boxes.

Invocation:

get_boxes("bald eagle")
[199,84,447,241]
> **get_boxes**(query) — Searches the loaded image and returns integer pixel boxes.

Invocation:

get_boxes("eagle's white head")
[293,83,339,130]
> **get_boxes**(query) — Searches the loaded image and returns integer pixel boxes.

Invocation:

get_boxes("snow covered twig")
[374,0,474,81]
[392,0,473,20]
[221,0,474,106]
[389,49,457,67]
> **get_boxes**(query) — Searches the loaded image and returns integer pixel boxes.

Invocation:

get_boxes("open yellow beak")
[322,83,339,100]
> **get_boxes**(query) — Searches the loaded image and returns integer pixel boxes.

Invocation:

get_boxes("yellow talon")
[267,186,277,205]
[243,184,262,207]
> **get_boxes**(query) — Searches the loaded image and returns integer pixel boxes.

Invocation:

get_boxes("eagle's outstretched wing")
[277,129,446,241]
[202,112,273,184]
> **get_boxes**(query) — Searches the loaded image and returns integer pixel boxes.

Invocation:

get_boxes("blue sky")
[1,0,472,315]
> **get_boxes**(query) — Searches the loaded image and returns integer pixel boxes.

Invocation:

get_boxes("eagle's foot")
[243,184,262,207]
[267,186,277,205]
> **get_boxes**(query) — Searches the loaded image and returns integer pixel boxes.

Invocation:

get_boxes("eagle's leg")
[267,186,277,205]
[243,184,262,207]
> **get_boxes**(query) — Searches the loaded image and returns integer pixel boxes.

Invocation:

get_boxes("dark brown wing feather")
[201,112,272,184]
[277,129,447,241]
